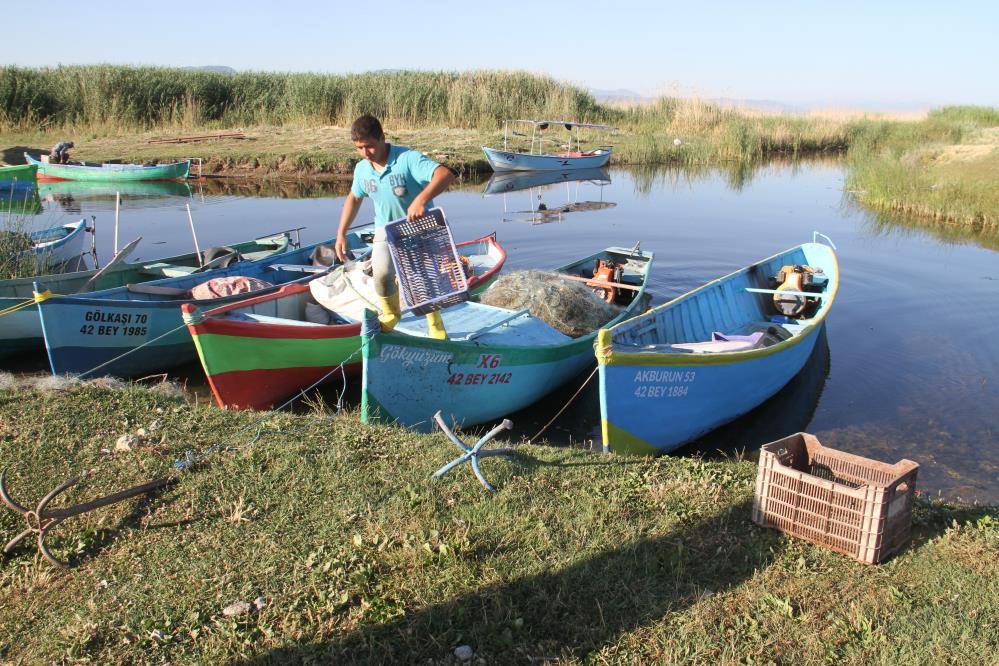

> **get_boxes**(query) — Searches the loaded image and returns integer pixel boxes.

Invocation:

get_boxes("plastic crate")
[752,433,918,565]
[383,208,469,316]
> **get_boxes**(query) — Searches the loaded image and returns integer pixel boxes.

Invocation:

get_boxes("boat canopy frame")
[501,119,618,156]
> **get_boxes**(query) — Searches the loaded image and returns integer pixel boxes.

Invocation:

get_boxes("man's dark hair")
[351,115,384,142]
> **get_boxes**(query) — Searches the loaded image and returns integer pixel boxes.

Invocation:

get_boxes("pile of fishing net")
[480,270,621,337]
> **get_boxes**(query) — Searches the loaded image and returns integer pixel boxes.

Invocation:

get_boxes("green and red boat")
[183,233,506,410]
[25,154,189,182]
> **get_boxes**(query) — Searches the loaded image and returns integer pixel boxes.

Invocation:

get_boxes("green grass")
[845,106,999,228]
[0,383,995,663]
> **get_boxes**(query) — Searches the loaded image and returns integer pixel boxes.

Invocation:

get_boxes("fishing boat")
[361,245,653,432]
[596,235,839,454]
[0,164,37,189]
[0,232,297,359]
[25,154,190,182]
[482,120,615,172]
[26,219,90,267]
[35,229,373,377]
[183,234,506,410]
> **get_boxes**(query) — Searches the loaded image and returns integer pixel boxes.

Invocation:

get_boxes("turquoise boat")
[36,229,372,378]
[596,236,839,454]
[0,232,296,360]
[25,154,190,182]
[362,246,653,432]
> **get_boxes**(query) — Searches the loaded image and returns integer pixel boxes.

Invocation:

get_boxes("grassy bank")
[0,66,853,171]
[0,382,996,663]
[846,106,999,228]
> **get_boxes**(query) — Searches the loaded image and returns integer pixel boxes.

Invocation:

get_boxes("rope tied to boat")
[173,345,363,471]
[0,290,56,319]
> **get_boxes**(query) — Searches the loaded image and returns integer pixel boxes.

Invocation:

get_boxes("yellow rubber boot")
[377,292,401,332]
[425,311,447,340]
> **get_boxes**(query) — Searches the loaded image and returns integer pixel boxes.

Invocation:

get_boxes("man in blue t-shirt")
[334,115,455,339]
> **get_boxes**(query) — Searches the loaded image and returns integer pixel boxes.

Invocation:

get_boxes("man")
[50,141,75,164]
[335,115,455,340]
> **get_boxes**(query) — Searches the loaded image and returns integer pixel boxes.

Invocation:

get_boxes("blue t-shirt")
[350,144,441,226]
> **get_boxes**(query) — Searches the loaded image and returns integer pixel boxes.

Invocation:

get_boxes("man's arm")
[406,165,456,221]
[335,192,363,261]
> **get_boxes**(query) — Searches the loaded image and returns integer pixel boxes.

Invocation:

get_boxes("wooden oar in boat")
[75,237,143,293]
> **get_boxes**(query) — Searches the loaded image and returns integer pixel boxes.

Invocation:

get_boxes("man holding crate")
[335,114,456,340]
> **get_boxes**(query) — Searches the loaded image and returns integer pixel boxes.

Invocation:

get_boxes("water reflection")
[483,168,616,225]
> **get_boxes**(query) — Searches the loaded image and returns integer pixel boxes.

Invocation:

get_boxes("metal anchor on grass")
[0,468,175,568]
[432,411,515,492]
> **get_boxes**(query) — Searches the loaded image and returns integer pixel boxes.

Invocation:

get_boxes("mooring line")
[528,365,599,444]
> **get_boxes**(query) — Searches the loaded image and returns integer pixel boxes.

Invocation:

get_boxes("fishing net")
[480,270,622,337]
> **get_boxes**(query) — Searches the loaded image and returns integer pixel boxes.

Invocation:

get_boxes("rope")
[528,366,598,444]
[75,321,192,379]
[173,345,363,471]
[0,290,54,318]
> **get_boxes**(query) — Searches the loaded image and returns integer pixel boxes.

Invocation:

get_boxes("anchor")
[432,411,516,492]
[1,468,175,568]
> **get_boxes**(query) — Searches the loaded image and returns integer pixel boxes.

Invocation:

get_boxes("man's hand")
[334,233,349,262]
[406,198,427,221]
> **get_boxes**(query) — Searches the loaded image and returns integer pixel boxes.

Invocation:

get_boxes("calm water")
[12,161,999,502]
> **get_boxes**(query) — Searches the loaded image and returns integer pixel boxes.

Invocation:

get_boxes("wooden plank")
[556,273,642,292]
[745,288,827,299]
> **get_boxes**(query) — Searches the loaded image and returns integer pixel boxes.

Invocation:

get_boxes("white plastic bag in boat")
[308,259,381,321]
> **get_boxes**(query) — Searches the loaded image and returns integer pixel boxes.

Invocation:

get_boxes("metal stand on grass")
[1,468,174,568]
[432,411,515,492]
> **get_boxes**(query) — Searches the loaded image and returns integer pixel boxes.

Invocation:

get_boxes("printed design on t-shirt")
[389,173,408,198]
[364,179,378,194]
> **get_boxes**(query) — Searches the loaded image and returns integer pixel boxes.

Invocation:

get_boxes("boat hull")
[597,241,838,454]
[482,146,612,172]
[0,164,37,186]
[29,220,88,267]
[0,235,292,359]
[362,246,653,432]
[36,240,346,378]
[362,312,599,432]
[187,235,506,410]
[598,323,824,454]
[25,154,190,182]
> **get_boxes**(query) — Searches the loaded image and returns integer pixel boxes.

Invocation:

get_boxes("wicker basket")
[752,433,918,565]
[383,208,468,316]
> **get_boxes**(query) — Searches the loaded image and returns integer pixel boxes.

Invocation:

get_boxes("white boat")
[25,219,90,267]
[482,120,616,172]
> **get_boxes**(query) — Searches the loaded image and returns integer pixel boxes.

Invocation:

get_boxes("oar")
[75,237,143,294]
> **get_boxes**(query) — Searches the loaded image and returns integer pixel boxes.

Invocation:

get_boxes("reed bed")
[845,106,999,228]
[0,65,850,163]
[0,66,600,131]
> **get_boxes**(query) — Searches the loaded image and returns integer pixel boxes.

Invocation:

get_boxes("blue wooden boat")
[0,232,296,360]
[36,229,373,378]
[596,236,839,454]
[25,219,89,267]
[361,246,653,432]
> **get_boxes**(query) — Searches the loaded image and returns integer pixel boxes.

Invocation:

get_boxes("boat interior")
[611,244,834,354]
[214,243,643,347]
[216,239,502,330]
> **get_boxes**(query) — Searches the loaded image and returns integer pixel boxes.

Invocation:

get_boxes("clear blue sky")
[4,1,997,109]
